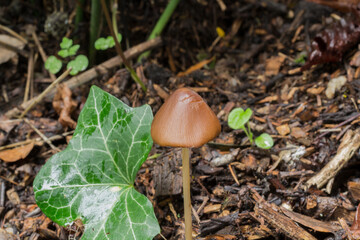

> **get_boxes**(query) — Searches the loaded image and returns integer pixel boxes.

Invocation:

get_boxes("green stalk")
[74,0,85,33]
[137,0,180,62]
[89,0,102,65]
[100,0,147,91]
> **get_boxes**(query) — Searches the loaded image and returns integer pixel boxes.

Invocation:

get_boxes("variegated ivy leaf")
[33,86,160,240]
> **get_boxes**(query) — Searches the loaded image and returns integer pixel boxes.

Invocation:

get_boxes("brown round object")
[151,88,221,148]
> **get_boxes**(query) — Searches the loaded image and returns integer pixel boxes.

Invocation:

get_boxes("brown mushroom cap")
[151,88,221,148]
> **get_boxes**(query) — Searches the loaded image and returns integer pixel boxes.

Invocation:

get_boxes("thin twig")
[0,130,74,151]
[23,118,60,152]
[20,68,72,118]
[100,0,147,91]
[24,49,34,103]
[0,24,28,44]
[31,31,56,81]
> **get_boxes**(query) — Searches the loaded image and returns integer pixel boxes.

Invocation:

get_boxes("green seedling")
[45,37,89,76]
[228,107,274,149]
[95,33,122,50]
[33,86,160,240]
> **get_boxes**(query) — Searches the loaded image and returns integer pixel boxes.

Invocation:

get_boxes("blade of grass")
[138,0,180,62]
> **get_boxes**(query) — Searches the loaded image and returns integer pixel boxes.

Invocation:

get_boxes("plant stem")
[89,0,102,65]
[74,0,85,33]
[137,0,180,62]
[182,147,192,240]
[241,126,253,144]
[100,0,147,91]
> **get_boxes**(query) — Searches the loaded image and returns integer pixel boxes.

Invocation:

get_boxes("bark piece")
[306,128,360,189]
[251,188,317,240]
[153,153,182,197]
[281,207,342,233]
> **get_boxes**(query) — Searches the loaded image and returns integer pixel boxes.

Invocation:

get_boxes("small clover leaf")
[255,133,274,149]
[58,49,69,58]
[45,56,62,74]
[33,86,160,240]
[95,38,108,50]
[106,36,115,48]
[67,55,89,75]
[228,108,253,130]
[60,37,73,49]
[68,44,80,56]
[95,34,122,50]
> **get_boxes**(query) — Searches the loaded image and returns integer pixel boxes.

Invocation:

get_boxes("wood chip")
[348,182,360,201]
[204,204,222,214]
[276,124,290,136]
[265,55,286,76]
[281,207,342,233]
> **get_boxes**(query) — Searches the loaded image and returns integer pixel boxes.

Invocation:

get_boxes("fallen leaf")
[348,182,360,201]
[0,142,34,162]
[53,84,77,129]
[301,15,360,71]
[0,34,25,65]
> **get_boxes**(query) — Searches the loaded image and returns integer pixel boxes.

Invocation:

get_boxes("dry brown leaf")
[177,57,214,77]
[53,84,77,129]
[0,34,25,65]
[265,55,286,76]
[0,142,34,162]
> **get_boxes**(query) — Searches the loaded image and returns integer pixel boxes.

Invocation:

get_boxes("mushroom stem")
[182,147,192,240]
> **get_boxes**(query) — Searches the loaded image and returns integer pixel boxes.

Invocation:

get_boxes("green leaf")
[58,49,69,58]
[255,133,274,149]
[67,55,89,75]
[45,55,62,74]
[228,108,253,130]
[106,36,115,48]
[68,44,80,56]
[33,86,160,240]
[94,38,108,50]
[95,34,122,50]
[60,37,73,49]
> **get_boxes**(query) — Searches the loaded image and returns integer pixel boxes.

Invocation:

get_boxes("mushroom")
[151,88,221,239]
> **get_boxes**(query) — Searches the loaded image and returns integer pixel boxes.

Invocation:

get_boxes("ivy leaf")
[255,133,274,149]
[45,55,62,74]
[228,108,253,130]
[33,86,160,240]
[67,55,89,75]
[60,37,73,49]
